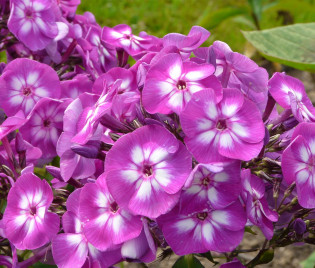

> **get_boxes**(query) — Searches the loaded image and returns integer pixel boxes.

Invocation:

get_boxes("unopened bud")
[71,140,105,160]
[284,182,296,198]
[293,218,306,235]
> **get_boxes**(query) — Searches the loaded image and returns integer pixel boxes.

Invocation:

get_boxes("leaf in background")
[248,0,263,22]
[172,255,205,268]
[198,7,249,29]
[242,23,315,71]
[301,251,315,268]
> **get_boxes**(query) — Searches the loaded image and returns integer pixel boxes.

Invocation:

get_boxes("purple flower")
[163,26,210,59]
[57,93,102,181]
[8,0,59,51]
[52,189,122,268]
[242,169,278,239]
[269,72,315,122]
[105,125,192,218]
[180,161,241,213]
[79,174,143,251]
[0,58,61,116]
[0,111,27,140]
[102,24,155,56]
[282,122,315,208]
[157,201,246,255]
[3,173,59,249]
[142,53,218,114]
[19,98,69,161]
[210,41,268,111]
[85,25,117,73]
[220,258,245,268]
[60,74,93,99]
[180,89,265,162]
[121,219,157,263]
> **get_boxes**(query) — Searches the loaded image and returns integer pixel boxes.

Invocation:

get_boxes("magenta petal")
[203,222,244,252]
[158,212,208,255]
[296,177,315,208]
[128,179,181,218]
[52,233,88,268]
[269,72,306,109]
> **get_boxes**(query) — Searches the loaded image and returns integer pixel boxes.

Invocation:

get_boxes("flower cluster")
[0,0,315,267]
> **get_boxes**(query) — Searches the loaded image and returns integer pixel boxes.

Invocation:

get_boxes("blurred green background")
[78,0,315,53]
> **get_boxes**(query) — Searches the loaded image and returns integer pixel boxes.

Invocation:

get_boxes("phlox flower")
[79,174,143,251]
[60,74,93,99]
[0,111,27,140]
[209,41,268,111]
[85,25,117,73]
[180,89,265,162]
[241,169,278,240]
[105,125,192,218]
[221,258,245,268]
[269,72,315,122]
[8,0,59,51]
[157,201,246,255]
[163,26,210,59]
[180,161,241,213]
[282,122,315,208]
[19,98,69,161]
[52,189,122,268]
[0,58,61,116]
[57,93,103,181]
[121,219,157,263]
[142,53,219,114]
[3,173,59,249]
[102,24,155,57]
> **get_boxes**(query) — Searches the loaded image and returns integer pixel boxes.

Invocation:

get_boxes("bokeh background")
[78,0,315,52]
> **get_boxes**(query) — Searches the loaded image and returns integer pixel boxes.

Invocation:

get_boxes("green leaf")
[247,248,274,268]
[301,251,315,268]
[248,0,263,21]
[172,255,205,268]
[242,23,315,71]
[198,7,249,29]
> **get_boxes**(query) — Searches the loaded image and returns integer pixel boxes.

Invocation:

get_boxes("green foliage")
[302,251,315,268]
[77,0,315,53]
[242,23,315,71]
[172,254,204,268]
[247,248,274,267]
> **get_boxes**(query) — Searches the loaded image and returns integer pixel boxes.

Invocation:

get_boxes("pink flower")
[52,189,122,268]
[79,174,143,251]
[180,89,265,162]
[3,173,59,249]
[19,98,69,161]
[0,58,61,116]
[269,72,315,122]
[157,201,246,255]
[102,24,156,56]
[8,0,59,51]
[142,53,218,114]
[181,161,241,213]
[282,122,315,208]
[241,169,278,239]
[163,26,210,59]
[57,93,102,181]
[105,125,192,218]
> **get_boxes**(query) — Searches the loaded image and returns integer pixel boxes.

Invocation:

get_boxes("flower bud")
[293,219,306,235]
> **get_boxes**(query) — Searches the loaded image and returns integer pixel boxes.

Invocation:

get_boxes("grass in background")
[78,0,315,53]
